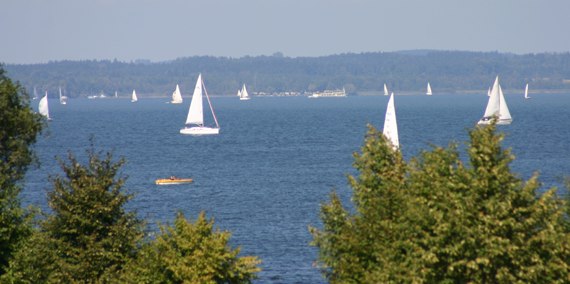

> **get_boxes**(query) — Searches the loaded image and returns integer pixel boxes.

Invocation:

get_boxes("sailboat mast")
[201,79,220,128]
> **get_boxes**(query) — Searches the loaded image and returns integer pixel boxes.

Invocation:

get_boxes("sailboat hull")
[477,117,512,125]
[239,97,251,101]
[180,126,220,135]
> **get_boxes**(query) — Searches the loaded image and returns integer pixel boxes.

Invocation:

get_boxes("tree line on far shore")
[5,50,570,98]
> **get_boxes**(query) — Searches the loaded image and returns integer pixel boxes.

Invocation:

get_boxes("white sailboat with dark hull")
[478,76,512,125]
[383,92,399,149]
[180,74,220,135]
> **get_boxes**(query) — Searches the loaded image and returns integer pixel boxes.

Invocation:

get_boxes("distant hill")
[4,51,570,98]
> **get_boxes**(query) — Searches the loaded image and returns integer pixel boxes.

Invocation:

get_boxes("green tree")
[0,66,43,275]
[3,149,144,282]
[311,123,570,283]
[122,211,261,283]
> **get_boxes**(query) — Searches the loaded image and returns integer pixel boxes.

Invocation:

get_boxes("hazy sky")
[2,0,570,64]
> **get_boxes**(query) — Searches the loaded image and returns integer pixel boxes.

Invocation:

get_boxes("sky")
[2,0,570,64]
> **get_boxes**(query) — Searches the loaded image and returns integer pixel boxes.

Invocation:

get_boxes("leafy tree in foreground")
[121,211,261,283]
[3,149,144,282]
[0,66,43,275]
[311,123,570,283]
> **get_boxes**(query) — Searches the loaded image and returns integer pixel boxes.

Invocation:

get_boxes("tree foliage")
[311,123,570,283]
[121,211,261,283]
[0,66,43,275]
[3,149,144,282]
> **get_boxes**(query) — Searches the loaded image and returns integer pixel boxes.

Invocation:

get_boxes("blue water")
[24,94,570,283]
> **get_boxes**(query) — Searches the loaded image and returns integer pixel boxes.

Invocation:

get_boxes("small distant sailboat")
[524,83,531,99]
[478,76,512,125]
[32,87,39,100]
[171,84,183,104]
[39,91,51,121]
[180,74,220,135]
[131,90,138,102]
[487,87,491,97]
[59,87,68,105]
[383,92,399,149]
[239,84,251,100]
[383,83,389,96]
[115,91,118,98]
[426,82,433,96]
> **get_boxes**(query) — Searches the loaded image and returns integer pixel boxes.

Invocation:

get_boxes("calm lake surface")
[24,94,570,283]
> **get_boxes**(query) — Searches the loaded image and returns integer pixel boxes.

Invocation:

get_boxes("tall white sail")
[185,74,204,125]
[483,76,501,118]
[383,92,399,149]
[524,83,530,99]
[39,92,51,120]
[426,82,433,95]
[171,84,183,104]
[239,84,250,100]
[237,89,242,97]
[383,83,389,96]
[131,90,138,102]
[498,85,512,121]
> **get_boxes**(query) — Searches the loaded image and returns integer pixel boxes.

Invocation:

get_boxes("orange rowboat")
[155,177,193,185]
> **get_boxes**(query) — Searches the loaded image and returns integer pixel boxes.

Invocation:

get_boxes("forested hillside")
[4,50,570,98]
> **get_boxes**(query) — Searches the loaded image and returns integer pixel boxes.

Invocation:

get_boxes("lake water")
[24,94,570,283]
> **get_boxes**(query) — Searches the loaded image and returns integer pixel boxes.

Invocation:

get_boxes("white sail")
[239,84,250,100]
[426,82,432,95]
[478,76,512,125]
[39,92,51,120]
[383,92,399,149]
[185,74,204,125]
[33,87,38,100]
[498,84,512,121]
[171,84,183,104]
[237,89,242,97]
[524,83,530,99]
[59,87,67,105]
[181,73,220,135]
[131,90,138,102]
[383,83,389,96]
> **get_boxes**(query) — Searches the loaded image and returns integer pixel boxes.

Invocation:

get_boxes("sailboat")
[383,83,389,96]
[426,82,433,96]
[239,84,250,100]
[180,74,220,135]
[59,87,68,105]
[524,83,530,99]
[478,76,512,125]
[383,92,399,149]
[39,91,51,120]
[32,87,39,100]
[236,89,242,98]
[131,90,138,102]
[171,84,183,104]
